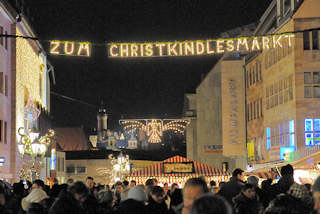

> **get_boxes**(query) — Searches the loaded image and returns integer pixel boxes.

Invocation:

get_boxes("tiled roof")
[55,127,89,151]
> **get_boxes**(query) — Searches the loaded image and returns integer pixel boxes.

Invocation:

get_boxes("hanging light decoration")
[108,152,131,182]
[120,119,190,143]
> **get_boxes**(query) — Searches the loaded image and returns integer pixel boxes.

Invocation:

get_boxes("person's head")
[32,180,45,190]
[232,168,245,182]
[153,179,158,186]
[115,182,123,194]
[66,178,74,186]
[280,164,294,177]
[128,185,147,202]
[145,179,154,187]
[171,183,179,192]
[191,194,233,214]
[305,183,312,192]
[183,178,209,210]
[209,180,216,187]
[163,183,169,192]
[218,182,225,189]
[241,184,256,199]
[86,176,94,189]
[150,186,165,204]
[247,176,259,187]
[68,181,89,203]
[130,180,136,188]
[98,190,113,205]
[123,180,129,188]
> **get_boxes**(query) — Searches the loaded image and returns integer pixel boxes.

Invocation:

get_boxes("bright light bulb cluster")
[108,153,130,183]
[120,119,190,143]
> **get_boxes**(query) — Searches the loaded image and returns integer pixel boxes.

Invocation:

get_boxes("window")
[0,72,3,94]
[289,120,295,146]
[305,87,312,98]
[303,32,310,50]
[4,75,7,97]
[266,127,271,150]
[314,72,320,84]
[312,30,319,50]
[4,31,7,50]
[0,26,3,46]
[304,72,312,84]
[305,118,320,146]
[304,72,320,98]
[66,166,75,173]
[284,0,291,14]
[4,122,7,144]
[314,86,320,98]
[76,166,86,174]
[0,120,2,142]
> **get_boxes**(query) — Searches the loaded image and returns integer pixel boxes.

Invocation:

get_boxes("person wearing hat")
[127,185,147,203]
[21,188,48,211]
[97,190,113,214]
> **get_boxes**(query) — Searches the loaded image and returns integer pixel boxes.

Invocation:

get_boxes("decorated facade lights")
[109,152,131,182]
[17,95,55,181]
[119,119,190,143]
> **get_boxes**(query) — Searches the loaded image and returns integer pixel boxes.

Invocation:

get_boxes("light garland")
[120,119,190,143]
[108,153,131,182]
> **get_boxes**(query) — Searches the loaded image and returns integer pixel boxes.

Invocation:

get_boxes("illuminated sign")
[50,41,91,56]
[163,162,194,173]
[108,34,294,58]
[50,149,56,170]
[280,146,296,160]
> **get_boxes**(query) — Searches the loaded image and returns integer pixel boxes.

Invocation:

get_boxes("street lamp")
[109,152,131,182]
[18,127,55,181]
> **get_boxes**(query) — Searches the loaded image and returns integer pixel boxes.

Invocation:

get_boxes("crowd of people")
[0,164,320,214]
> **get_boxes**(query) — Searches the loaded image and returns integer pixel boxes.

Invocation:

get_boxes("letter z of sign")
[50,41,60,55]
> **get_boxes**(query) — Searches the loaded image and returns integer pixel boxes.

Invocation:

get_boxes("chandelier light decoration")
[17,94,55,181]
[108,152,131,182]
[119,119,190,143]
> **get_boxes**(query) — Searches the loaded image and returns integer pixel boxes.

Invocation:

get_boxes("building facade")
[0,1,52,182]
[246,0,320,175]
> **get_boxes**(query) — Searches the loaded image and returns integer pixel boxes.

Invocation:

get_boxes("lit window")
[289,120,295,146]
[304,118,320,146]
[266,127,271,150]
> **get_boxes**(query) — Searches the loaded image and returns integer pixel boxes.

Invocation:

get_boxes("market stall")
[128,155,230,186]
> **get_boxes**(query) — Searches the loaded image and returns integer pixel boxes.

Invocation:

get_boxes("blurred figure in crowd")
[97,190,113,214]
[247,176,263,200]
[233,183,263,214]
[209,181,218,194]
[272,164,294,196]
[312,176,320,214]
[127,185,147,203]
[49,181,88,214]
[218,168,246,205]
[191,193,233,214]
[21,180,48,212]
[265,183,312,214]
[176,177,209,214]
[146,186,172,214]
[260,179,274,209]
[67,178,74,186]
[170,183,183,211]
[130,180,136,188]
[86,176,95,193]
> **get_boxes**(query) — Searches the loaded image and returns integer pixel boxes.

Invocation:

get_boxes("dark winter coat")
[146,198,172,214]
[49,191,85,214]
[114,199,146,214]
[233,192,264,214]
[218,177,245,205]
[272,175,294,196]
[264,193,312,214]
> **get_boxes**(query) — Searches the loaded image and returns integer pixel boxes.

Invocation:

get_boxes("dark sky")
[19,0,272,130]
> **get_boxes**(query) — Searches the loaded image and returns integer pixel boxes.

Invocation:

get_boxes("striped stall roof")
[129,155,230,177]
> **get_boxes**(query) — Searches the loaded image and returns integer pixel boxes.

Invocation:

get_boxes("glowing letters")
[50,41,90,56]
[108,33,295,58]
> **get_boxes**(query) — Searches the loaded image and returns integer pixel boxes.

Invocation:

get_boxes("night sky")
[18,0,272,131]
